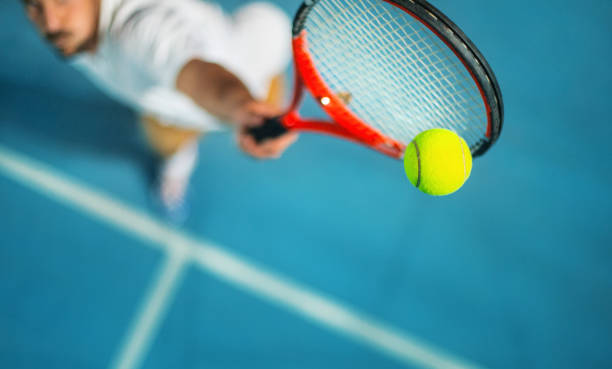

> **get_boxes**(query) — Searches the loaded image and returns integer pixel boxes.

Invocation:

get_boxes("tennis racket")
[248,0,504,159]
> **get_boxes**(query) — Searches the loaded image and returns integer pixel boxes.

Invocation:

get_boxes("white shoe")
[155,142,198,223]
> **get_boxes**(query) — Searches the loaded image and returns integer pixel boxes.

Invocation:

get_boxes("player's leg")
[265,73,286,108]
[141,115,201,217]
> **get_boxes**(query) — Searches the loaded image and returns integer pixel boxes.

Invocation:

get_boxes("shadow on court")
[0,81,158,183]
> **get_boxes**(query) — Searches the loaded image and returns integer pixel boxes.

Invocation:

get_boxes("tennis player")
[22,0,298,218]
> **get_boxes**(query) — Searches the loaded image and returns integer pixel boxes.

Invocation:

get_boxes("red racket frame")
[278,32,406,159]
[265,0,503,159]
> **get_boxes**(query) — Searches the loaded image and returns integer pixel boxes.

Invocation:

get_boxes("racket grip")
[247,117,289,144]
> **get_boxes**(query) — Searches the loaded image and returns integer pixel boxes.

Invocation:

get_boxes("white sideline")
[109,252,187,369]
[0,145,485,369]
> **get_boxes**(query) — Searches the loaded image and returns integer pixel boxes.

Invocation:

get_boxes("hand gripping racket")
[248,0,504,159]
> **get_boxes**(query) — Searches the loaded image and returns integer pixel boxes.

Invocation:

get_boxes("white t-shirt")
[73,0,291,131]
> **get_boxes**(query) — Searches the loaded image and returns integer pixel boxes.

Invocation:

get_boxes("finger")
[239,133,272,159]
[239,128,298,159]
[275,131,299,150]
[245,139,278,159]
[258,134,298,158]
[238,131,254,150]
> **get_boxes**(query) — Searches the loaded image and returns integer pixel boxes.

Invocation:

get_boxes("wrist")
[228,97,256,125]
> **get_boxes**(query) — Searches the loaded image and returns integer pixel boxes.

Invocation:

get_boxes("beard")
[45,31,98,59]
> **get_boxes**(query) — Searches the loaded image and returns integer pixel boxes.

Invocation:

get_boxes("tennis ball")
[403,128,472,196]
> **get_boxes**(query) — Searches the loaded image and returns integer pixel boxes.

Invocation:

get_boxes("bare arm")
[175,58,298,158]
[176,59,276,125]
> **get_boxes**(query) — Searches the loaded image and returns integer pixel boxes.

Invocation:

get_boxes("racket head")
[290,0,503,158]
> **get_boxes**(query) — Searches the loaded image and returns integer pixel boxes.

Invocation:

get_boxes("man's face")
[23,0,100,57]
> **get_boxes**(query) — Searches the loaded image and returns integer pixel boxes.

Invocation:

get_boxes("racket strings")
[318,0,482,136]
[310,16,476,142]
[397,9,484,116]
[306,17,444,134]
[309,0,483,137]
[308,2,462,110]
[302,0,487,148]
[393,14,484,131]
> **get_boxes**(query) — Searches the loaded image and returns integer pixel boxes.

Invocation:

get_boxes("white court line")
[0,145,486,369]
[109,251,187,369]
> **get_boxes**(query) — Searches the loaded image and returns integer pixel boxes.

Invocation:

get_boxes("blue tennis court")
[1,1,611,369]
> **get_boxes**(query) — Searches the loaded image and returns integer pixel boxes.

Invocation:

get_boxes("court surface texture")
[1,1,611,368]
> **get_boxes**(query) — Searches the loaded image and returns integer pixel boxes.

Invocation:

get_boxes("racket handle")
[247,117,289,144]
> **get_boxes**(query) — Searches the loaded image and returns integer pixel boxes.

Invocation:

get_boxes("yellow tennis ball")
[403,128,472,196]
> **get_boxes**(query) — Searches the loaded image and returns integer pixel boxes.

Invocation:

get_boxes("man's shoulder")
[109,0,172,31]
[108,0,212,32]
